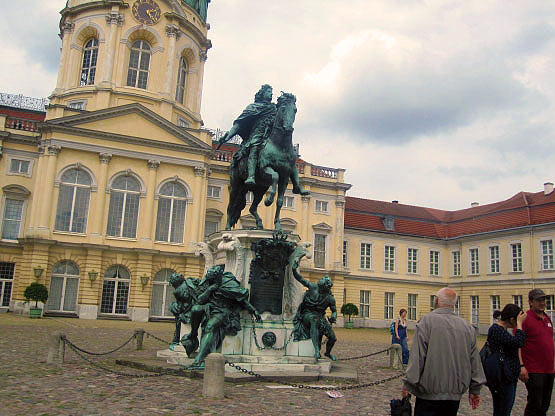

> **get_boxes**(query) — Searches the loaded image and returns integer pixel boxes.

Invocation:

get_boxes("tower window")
[80,38,99,86]
[175,57,187,104]
[126,40,151,89]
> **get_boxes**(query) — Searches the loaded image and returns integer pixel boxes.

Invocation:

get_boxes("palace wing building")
[0,0,554,333]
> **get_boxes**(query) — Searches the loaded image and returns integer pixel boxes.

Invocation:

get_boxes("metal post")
[203,353,225,399]
[47,331,65,364]
[389,344,402,369]
[135,328,145,350]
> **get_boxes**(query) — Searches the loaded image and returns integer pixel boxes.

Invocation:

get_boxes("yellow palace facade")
[1,0,554,331]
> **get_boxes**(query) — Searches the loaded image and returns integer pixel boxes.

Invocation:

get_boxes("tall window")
[384,245,395,271]
[314,234,326,268]
[454,297,460,315]
[342,240,348,268]
[452,250,461,276]
[360,290,370,318]
[489,246,500,273]
[1,199,24,240]
[407,248,418,274]
[470,248,479,275]
[360,243,372,269]
[513,295,523,308]
[175,57,187,103]
[429,250,439,275]
[47,261,79,313]
[471,296,479,325]
[155,182,187,243]
[430,295,436,311]
[55,168,92,233]
[408,294,417,320]
[384,292,394,319]
[126,40,151,89]
[80,38,98,86]
[106,175,141,238]
[511,243,522,272]
[541,240,554,270]
[491,295,500,323]
[150,269,176,318]
[0,262,14,307]
[546,295,555,322]
[100,265,130,315]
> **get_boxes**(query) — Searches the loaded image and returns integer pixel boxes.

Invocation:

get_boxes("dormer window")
[127,40,151,89]
[80,38,98,86]
[383,215,395,231]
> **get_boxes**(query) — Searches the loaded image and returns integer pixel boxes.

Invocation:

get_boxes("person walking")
[519,288,555,416]
[402,287,485,416]
[486,304,526,416]
[392,308,409,365]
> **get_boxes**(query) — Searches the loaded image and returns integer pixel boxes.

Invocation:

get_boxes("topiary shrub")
[341,303,359,322]
[24,282,48,308]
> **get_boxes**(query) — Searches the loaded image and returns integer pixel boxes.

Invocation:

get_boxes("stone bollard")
[135,328,145,350]
[203,353,225,399]
[47,331,65,365]
[389,344,402,369]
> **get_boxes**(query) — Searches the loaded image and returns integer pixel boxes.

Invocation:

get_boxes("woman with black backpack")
[485,304,526,416]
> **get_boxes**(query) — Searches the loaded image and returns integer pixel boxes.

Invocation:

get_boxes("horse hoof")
[264,196,274,206]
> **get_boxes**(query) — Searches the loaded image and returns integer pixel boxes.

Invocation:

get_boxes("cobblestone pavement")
[1,314,553,416]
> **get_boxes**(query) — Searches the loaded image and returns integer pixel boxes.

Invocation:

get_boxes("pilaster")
[36,145,61,236]
[139,159,160,248]
[26,143,46,236]
[90,153,112,243]
[189,166,205,244]
[101,11,124,88]
[163,24,180,96]
[54,21,75,92]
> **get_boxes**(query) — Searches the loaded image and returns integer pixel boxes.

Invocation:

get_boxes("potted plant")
[341,303,359,329]
[24,282,48,318]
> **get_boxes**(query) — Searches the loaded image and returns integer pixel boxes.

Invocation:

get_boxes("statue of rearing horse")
[219,91,309,231]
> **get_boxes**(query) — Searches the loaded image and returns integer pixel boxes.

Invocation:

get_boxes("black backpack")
[390,394,412,416]
[480,340,510,389]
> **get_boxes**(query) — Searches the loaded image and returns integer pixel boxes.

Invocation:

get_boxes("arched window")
[55,168,92,233]
[175,57,187,104]
[155,182,187,243]
[47,261,80,313]
[100,265,130,315]
[150,269,176,318]
[126,40,151,89]
[106,175,141,238]
[80,38,99,86]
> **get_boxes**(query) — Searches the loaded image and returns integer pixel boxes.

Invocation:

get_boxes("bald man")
[402,288,486,416]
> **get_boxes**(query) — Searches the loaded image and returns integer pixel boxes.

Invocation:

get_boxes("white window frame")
[360,290,370,318]
[489,245,500,274]
[407,248,418,274]
[175,57,187,104]
[106,175,142,239]
[1,197,25,241]
[283,195,295,209]
[510,242,523,272]
[6,156,34,178]
[491,295,500,323]
[67,100,87,110]
[469,248,480,275]
[384,245,396,272]
[126,40,151,89]
[540,240,554,271]
[54,168,92,234]
[315,200,329,213]
[80,38,98,86]
[313,233,327,269]
[245,191,254,203]
[155,182,188,244]
[408,294,417,320]
[429,250,440,276]
[0,262,15,308]
[513,295,523,309]
[384,292,394,319]
[454,297,460,315]
[207,185,221,199]
[100,266,130,315]
[46,261,80,313]
[452,250,461,276]
[360,242,372,270]
[430,295,436,311]
[546,295,555,323]
[150,269,176,318]
[177,116,190,128]
[471,296,479,325]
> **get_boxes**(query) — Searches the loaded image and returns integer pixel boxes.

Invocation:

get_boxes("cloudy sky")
[1,1,554,210]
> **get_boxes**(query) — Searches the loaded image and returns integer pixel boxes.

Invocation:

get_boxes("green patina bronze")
[183,0,210,22]
[291,259,338,363]
[218,85,309,231]
[181,265,261,369]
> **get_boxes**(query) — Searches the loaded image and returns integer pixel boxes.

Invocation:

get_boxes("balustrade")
[5,117,40,132]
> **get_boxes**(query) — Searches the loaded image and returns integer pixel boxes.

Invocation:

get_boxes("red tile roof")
[345,191,555,239]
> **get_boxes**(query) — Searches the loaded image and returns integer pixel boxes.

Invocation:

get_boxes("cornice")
[347,274,446,287]
[163,12,211,50]
[301,177,352,191]
[448,276,555,287]
[4,134,41,146]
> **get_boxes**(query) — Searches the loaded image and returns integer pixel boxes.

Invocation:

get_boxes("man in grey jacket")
[402,287,486,415]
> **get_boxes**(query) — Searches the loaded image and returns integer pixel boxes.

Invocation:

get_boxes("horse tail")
[227,167,247,229]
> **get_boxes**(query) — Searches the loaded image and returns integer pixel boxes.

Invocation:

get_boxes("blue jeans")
[392,337,409,364]
[490,382,517,416]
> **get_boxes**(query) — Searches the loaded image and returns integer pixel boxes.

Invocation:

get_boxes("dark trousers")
[392,337,410,364]
[489,382,517,416]
[414,397,460,416]
[524,373,555,416]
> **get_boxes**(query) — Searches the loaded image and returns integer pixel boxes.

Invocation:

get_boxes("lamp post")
[33,265,44,280]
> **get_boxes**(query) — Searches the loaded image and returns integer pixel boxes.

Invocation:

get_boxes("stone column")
[189,166,205,244]
[163,24,180,96]
[139,159,160,247]
[37,145,61,235]
[54,22,75,92]
[90,153,111,243]
[102,12,124,87]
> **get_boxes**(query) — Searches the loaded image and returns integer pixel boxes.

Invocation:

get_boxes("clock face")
[132,0,161,25]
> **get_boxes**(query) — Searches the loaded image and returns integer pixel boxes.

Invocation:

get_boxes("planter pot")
[29,307,42,319]
[345,321,354,329]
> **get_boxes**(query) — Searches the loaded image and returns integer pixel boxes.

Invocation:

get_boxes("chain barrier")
[143,331,172,345]
[225,359,404,390]
[62,333,137,356]
[339,347,390,361]
[62,336,167,378]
